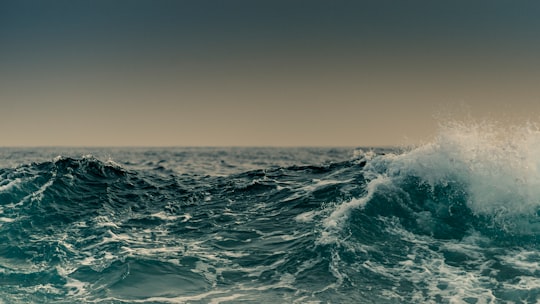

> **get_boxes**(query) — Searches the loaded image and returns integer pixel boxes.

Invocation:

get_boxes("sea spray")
[322,120,540,238]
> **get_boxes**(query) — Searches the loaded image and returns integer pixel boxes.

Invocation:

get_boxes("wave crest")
[326,120,540,239]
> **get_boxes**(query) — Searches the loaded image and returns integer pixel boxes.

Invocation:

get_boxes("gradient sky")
[2,1,540,147]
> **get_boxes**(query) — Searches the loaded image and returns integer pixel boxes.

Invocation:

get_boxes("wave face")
[1,128,540,303]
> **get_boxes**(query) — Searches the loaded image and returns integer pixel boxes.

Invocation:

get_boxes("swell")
[0,154,367,302]
[0,137,539,303]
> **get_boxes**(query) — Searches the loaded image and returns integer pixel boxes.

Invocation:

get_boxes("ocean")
[1,125,540,303]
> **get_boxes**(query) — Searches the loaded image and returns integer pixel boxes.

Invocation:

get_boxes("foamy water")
[0,123,539,303]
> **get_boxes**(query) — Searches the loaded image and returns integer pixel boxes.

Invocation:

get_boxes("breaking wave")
[0,121,539,303]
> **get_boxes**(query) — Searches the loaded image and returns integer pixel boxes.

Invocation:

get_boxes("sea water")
[0,122,539,303]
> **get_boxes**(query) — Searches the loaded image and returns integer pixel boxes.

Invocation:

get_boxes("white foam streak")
[22,175,55,205]
[0,178,22,193]
[499,250,540,274]
[97,290,241,304]
[323,174,389,230]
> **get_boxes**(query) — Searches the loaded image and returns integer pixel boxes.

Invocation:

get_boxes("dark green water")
[0,146,539,303]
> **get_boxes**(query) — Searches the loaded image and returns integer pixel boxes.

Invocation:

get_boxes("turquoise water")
[1,125,540,303]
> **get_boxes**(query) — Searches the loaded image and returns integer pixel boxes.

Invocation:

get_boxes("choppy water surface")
[1,124,540,303]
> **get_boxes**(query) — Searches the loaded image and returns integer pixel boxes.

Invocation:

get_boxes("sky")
[1,0,540,147]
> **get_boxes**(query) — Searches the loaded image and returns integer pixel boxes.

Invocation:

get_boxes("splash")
[326,120,540,235]
[396,121,540,222]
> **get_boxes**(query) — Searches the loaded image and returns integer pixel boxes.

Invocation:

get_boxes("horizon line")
[0,145,398,149]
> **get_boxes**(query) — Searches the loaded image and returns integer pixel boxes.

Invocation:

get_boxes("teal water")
[1,136,540,302]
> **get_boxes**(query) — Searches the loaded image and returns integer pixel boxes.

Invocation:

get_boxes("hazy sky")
[2,1,540,147]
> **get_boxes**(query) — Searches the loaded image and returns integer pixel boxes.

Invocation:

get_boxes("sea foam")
[325,120,540,234]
